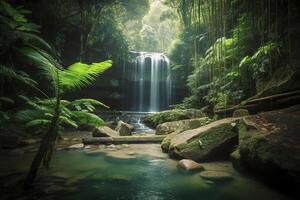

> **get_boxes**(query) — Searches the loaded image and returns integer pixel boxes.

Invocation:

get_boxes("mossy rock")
[144,109,206,128]
[230,149,246,172]
[168,118,239,161]
[161,130,182,153]
[156,117,211,135]
[238,111,300,186]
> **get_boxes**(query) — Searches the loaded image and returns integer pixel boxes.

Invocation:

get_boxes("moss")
[237,122,247,144]
[144,109,206,128]
[177,122,237,156]
[156,117,211,135]
[232,109,249,118]
[240,133,284,165]
[161,130,181,153]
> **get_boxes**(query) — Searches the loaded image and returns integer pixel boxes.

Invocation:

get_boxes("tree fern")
[1,1,113,186]
[71,111,105,127]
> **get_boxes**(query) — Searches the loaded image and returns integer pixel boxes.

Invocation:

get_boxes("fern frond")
[59,60,112,91]
[70,98,109,109]
[19,47,59,91]
[0,97,14,104]
[0,111,10,121]
[17,31,52,52]
[0,65,38,87]
[13,109,44,122]
[59,116,78,128]
[25,119,51,128]
[71,111,104,127]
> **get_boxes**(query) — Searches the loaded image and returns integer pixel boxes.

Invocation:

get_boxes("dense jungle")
[0,0,300,200]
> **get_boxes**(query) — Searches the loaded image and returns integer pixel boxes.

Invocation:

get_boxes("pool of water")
[0,144,292,200]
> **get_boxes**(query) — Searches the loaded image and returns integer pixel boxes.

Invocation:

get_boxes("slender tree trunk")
[24,93,61,188]
[80,9,85,62]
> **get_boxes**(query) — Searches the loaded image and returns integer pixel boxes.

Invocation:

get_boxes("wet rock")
[0,134,21,149]
[177,159,204,171]
[115,121,134,136]
[237,110,300,186]
[144,109,206,128]
[168,118,239,161]
[199,171,233,182]
[128,151,136,156]
[230,149,245,172]
[105,121,117,129]
[156,117,210,135]
[161,130,181,153]
[93,126,119,137]
[106,144,116,149]
[67,143,84,150]
[232,109,249,118]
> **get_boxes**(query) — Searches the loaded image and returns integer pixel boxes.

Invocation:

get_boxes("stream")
[0,144,291,200]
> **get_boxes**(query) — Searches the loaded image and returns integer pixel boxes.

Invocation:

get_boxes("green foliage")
[26,119,51,128]
[0,65,38,87]
[14,97,107,134]
[70,99,109,111]
[0,1,111,137]
[71,111,104,127]
[176,12,286,110]
[59,61,112,91]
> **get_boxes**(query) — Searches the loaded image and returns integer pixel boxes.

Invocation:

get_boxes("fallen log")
[246,90,300,105]
[83,135,166,145]
[215,90,300,116]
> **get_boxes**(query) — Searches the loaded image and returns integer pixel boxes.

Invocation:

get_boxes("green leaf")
[71,111,105,127]
[59,60,112,91]
[59,116,78,128]
[0,97,14,104]
[70,98,109,109]
[26,119,51,128]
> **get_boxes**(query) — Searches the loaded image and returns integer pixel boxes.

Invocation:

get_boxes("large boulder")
[161,130,182,153]
[93,126,119,137]
[115,121,134,136]
[177,159,204,171]
[237,110,300,186]
[144,109,206,128]
[168,118,239,161]
[0,134,21,149]
[156,117,210,135]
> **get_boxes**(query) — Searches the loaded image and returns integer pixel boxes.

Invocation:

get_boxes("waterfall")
[126,51,172,112]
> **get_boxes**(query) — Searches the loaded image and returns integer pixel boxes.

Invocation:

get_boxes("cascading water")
[124,51,172,112]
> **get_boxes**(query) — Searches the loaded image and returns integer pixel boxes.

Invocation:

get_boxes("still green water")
[32,149,290,200]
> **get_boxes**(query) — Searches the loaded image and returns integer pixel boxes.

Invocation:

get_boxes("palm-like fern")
[15,97,107,131]
[0,0,114,186]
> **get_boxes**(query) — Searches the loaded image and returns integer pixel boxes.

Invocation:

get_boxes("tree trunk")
[24,94,61,188]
